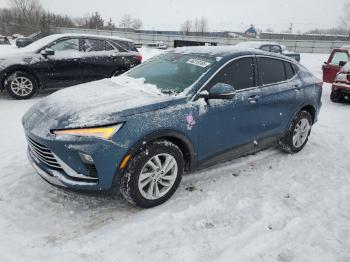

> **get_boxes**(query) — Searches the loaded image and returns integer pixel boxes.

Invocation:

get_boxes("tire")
[5,71,38,100]
[330,91,342,103]
[120,140,184,208]
[279,111,312,154]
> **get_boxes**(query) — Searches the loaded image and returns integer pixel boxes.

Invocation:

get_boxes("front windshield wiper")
[161,89,177,96]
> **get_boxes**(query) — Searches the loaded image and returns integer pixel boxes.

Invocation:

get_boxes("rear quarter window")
[284,62,295,79]
[258,57,286,85]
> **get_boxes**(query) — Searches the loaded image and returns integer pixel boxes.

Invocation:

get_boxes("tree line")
[0,0,143,36]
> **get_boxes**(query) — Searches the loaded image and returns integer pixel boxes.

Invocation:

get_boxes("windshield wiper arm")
[161,89,176,95]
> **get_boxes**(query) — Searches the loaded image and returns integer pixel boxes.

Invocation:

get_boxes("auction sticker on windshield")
[186,58,212,68]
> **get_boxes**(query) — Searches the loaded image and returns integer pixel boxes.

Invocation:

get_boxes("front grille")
[27,136,62,170]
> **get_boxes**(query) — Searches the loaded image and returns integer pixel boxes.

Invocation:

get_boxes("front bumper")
[28,149,99,189]
[25,132,129,192]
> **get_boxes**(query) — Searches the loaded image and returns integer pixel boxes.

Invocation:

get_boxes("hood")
[23,77,174,137]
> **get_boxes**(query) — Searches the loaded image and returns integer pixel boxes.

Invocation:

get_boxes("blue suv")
[23,47,322,208]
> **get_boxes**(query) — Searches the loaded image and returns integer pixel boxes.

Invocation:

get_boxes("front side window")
[260,45,270,52]
[330,52,349,65]
[49,38,79,52]
[207,57,255,91]
[126,53,216,94]
[83,38,105,52]
[270,45,282,53]
[258,57,286,85]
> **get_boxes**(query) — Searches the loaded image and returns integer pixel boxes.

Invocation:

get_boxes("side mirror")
[40,48,55,57]
[339,61,347,67]
[198,83,236,100]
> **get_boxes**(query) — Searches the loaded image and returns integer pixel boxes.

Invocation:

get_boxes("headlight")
[53,124,123,139]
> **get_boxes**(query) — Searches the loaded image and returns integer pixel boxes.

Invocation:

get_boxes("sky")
[0,0,347,32]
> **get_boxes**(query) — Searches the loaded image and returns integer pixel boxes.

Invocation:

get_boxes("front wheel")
[120,140,184,208]
[5,71,38,99]
[279,111,312,154]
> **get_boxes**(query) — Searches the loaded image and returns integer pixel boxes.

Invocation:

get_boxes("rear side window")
[258,57,286,85]
[330,52,349,65]
[284,62,295,79]
[208,57,255,90]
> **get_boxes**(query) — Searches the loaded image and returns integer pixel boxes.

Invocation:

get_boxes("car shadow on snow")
[0,88,60,100]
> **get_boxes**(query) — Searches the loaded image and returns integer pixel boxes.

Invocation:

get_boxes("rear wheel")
[120,140,184,208]
[330,91,342,103]
[279,111,312,154]
[5,71,37,99]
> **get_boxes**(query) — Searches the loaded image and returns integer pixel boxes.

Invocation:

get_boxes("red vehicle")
[323,48,350,83]
[331,62,350,102]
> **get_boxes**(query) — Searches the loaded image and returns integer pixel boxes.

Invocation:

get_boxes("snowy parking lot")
[0,49,349,262]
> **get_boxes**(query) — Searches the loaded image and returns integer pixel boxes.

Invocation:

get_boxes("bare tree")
[198,17,208,34]
[340,0,350,33]
[8,0,43,23]
[119,14,132,29]
[181,20,192,35]
[132,18,143,30]
[193,18,200,33]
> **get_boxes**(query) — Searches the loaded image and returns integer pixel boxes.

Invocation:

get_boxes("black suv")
[16,32,51,48]
[1,34,142,99]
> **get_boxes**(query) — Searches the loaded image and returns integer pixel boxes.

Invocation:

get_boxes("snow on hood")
[23,76,173,136]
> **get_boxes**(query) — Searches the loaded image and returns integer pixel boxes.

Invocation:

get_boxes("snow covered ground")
[0,49,349,262]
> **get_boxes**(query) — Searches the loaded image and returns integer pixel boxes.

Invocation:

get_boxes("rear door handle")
[295,85,302,92]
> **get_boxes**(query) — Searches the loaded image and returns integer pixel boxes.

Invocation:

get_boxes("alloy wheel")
[10,76,33,97]
[138,153,178,200]
[292,118,311,148]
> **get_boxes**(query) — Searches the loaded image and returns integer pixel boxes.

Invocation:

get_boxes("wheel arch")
[1,66,43,90]
[127,129,196,172]
[300,104,316,124]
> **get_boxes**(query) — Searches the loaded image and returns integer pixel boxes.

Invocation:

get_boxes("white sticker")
[186,59,211,68]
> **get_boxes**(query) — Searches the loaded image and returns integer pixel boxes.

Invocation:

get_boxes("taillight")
[135,55,142,63]
[316,80,323,88]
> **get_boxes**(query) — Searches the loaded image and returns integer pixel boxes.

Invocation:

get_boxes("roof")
[171,45,293,61]
[235,41,280,49]
[49,33,133,43]
[20,33,134,52]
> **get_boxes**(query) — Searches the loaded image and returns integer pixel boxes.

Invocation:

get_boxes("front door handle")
[248,95,260,104]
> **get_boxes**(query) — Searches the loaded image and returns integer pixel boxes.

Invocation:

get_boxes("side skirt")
[194,135,282,171]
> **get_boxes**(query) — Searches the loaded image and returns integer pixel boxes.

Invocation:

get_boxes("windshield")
[126,52,216,94]
[20,35,62,53]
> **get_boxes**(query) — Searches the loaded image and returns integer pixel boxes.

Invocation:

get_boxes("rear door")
[257,57,302,139]
[323,49,350,83]
[81,38,120,81]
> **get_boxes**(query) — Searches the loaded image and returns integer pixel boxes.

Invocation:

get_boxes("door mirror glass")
[200,83,236,100]
[40,48,55,56]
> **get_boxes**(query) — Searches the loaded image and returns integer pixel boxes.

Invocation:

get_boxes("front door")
[40,37,86,88]
[323,50,349,83]
[197,57,262,163]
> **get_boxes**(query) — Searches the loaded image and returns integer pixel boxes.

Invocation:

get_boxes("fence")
[55,27,350,54]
